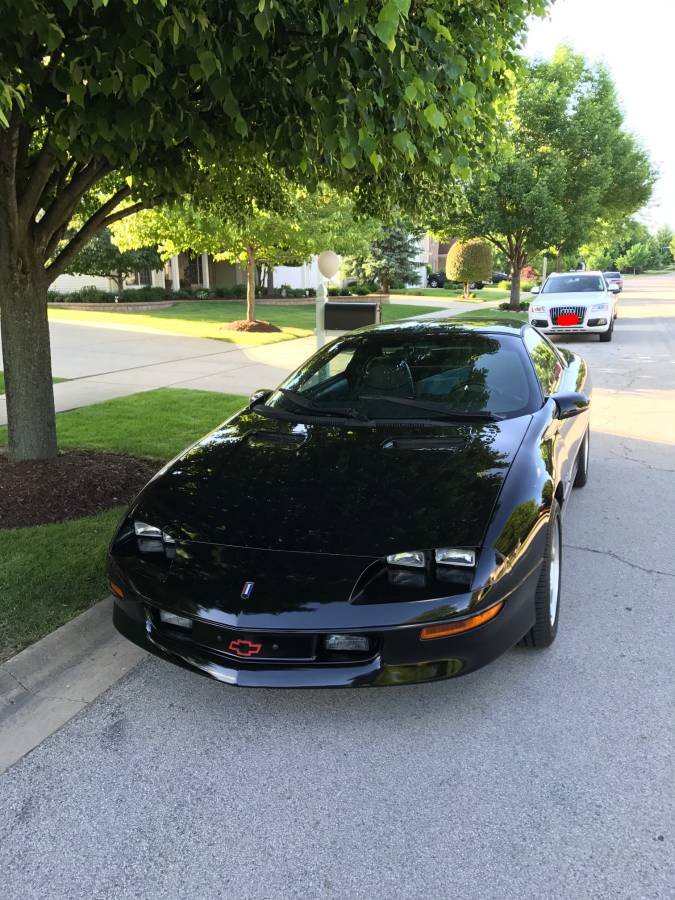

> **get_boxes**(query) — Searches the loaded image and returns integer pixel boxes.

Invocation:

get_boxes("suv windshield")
[262,330,540,421]
[542,275,605,293]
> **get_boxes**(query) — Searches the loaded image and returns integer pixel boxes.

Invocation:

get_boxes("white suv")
[529,271,619,342]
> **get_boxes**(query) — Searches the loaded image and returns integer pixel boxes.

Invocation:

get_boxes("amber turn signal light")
[419,601,504,640]
[110,581,124,600]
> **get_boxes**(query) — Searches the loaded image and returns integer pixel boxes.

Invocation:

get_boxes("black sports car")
[110,319,591,688]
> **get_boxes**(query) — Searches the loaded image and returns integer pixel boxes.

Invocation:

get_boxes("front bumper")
[529,317,610,335]
[112,571,538,688]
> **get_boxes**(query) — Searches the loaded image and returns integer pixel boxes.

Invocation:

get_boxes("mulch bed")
[0,450,159,530]
[222,319,282,333]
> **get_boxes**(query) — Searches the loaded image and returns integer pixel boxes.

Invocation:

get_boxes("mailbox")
[324,301,381,330]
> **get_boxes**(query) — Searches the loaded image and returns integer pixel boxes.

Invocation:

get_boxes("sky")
[523,0,675,230]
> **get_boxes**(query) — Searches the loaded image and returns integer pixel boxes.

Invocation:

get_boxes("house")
[50,252,321,294]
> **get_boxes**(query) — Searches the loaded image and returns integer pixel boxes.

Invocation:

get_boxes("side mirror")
[551,391,590,420]
[249,388,273,408]
[530,285,540,294]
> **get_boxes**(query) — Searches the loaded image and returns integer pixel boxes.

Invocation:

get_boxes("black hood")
[133,409,531,557]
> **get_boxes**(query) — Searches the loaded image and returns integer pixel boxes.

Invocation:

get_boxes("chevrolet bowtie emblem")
[241,581,255,600]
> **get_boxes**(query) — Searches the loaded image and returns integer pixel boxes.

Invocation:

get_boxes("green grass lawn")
[48,300,444,345]
[0,371,67,394]
[0,387,247,459]
[390,287,510,301]
[0,387,247,661]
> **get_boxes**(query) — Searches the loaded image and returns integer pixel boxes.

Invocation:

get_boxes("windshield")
[263,331,540,421]
[603,272,621,279]
[542,275,605,293]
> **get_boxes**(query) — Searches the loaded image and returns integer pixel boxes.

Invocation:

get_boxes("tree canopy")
[69,228,161,292]
[0,0,549,459]
[114,168,381,320]
[433,47,655,307]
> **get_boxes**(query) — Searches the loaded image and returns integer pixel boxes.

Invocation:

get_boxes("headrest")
[359,356,414,396]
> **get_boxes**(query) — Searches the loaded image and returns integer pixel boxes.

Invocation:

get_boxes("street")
[1,275,674,899]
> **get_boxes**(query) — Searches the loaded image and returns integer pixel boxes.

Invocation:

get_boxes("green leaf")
[254,11,269,36]
[341,151,356,169]
[197,50,219,79]
[132,73,149,97]
[69,83,85,107]
[423,103,447,129]
[374,1,400,50]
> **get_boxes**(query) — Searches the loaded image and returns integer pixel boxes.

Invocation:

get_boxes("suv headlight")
[591,302,609,310]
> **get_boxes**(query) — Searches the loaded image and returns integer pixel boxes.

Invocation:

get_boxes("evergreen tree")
[345,224,424,293]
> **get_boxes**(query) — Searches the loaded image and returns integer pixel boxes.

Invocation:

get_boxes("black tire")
[428,278,439,288]
[573,430,589,488]
[599,320,613,342]
[521,500,561,649]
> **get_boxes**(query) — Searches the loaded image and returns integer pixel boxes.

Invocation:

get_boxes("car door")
[522,327,577,497]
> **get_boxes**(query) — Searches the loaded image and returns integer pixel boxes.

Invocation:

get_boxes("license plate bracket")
[191,622,317,661]
[557,313,579,326]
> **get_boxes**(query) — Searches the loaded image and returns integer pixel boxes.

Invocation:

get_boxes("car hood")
[132,409,531,558]
[538,291,607,305]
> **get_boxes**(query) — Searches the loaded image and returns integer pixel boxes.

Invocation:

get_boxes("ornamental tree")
[69,228,162,293]
[446,239,492,298]
[114,166,381,323]
[0,0,548,459]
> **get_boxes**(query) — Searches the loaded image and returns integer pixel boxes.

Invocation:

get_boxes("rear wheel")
[599,320,613,342]
[428,277,439,288]
[521,501,561,648]
[573,430,590,487]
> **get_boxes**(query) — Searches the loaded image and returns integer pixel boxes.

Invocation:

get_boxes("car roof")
[353,317,527,339]
[547,270,604,277]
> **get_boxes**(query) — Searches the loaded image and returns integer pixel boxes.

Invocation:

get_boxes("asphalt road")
[2,275,674,900]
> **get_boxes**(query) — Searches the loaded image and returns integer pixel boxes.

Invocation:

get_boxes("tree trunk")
[0,250,57,460]
[463,281,470,300]
[115,272,125,293]
[556,249,563,272]
[508,269,521,310]
[246,246,256,321]
[266,265,274,297]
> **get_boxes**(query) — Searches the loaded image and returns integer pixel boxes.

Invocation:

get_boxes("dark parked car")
[110,319,591,688]
[427,272,447,288]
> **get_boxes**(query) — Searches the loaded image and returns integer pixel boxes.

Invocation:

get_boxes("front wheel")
[521,500,561,649]
[599,320,613,342]
[428,278,439,288]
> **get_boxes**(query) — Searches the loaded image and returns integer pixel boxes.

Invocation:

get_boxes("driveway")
[1,276,674,899]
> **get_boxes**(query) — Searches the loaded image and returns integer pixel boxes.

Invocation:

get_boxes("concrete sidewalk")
[1,300,497,423]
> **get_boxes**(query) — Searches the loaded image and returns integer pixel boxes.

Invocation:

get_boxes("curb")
[0,597,146,774]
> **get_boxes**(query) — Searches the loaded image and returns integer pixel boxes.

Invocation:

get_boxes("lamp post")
[316,250,341,348]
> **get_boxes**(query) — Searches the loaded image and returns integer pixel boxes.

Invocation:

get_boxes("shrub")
[497,280,511,290]
[328,285,350,296]
[520,280,536,292]
[446,240,492,299]
[351,284,371,295]
[499,300,530,311]
[520,265,538,281]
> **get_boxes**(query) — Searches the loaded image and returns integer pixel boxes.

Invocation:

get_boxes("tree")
[581,217,651,270]
[0,0,547,460]
[68,228,161,293]
[115,169,381,323]
[616,242,657,274]
[344,224,424,293]
[446,239,492,299]
[434,47,654,309]
[652,226,674,268]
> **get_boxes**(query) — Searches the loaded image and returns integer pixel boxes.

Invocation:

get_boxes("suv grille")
[549,305,587,325]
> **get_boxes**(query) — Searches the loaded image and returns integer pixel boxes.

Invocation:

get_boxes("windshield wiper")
[357,394,503,421]
[279,389,370,422]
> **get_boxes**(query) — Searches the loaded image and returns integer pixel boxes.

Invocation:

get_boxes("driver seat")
[357,356,415,397]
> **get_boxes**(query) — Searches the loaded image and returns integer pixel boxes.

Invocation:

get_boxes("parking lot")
[1,274,674,900]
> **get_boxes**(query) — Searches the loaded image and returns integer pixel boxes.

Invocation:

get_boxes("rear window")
[603,272,621,279]
[542,275,605,293]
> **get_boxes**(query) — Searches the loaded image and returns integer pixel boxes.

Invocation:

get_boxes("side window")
[523,328,562,396]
